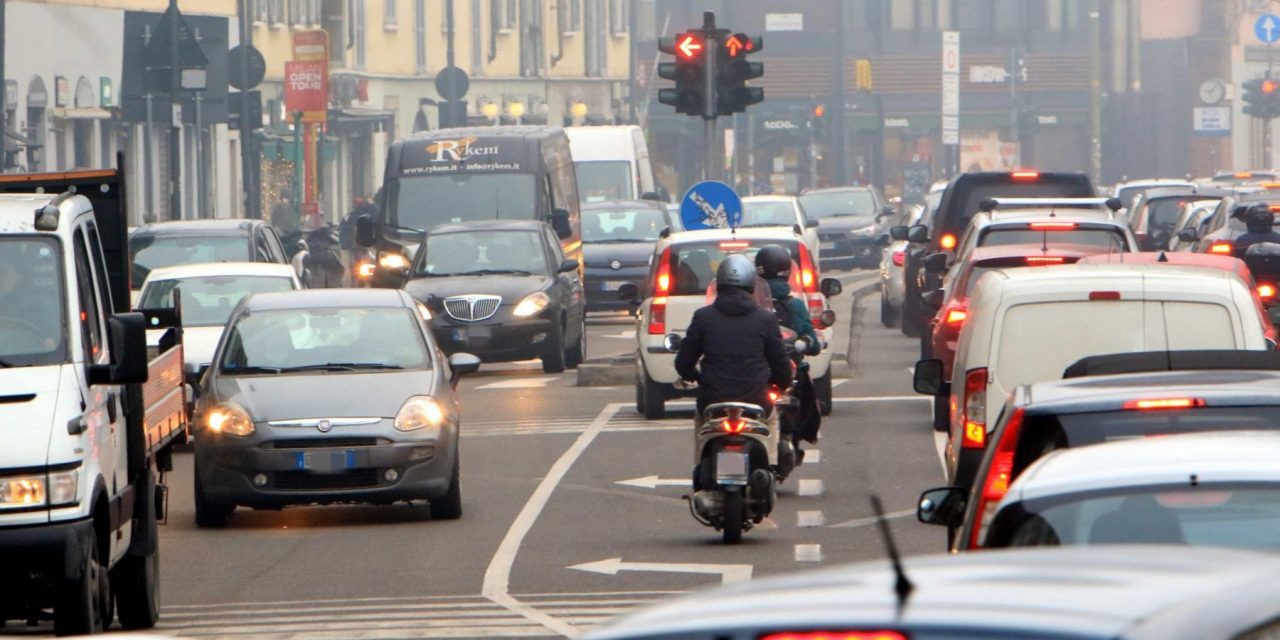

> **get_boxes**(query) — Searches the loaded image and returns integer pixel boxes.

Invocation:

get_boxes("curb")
[577,357,634,387]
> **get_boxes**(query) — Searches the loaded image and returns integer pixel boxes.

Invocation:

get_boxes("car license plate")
[605,280,628,290]
[821,241,837,251]
[296,450,356,473]
[452,327,467,342]
[715,451,749,486]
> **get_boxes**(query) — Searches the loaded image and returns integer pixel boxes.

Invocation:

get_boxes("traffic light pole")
[701,11,719,182]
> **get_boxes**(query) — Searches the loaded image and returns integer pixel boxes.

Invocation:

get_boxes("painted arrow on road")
[569,557,753,584]
[614,475,688,489]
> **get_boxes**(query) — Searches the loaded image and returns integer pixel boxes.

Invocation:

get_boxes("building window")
[993,0,1023,31]
[954,0,986,30]
[608,0,628,35]
[584,0,604,76]
[355,0,366,68]
[520,0,544,77]
[415,0,427,72]
[890,0,914,31]
[560,0,581,33]
[1046,0,1083,32]
[251,0,269,23]
[492,0,516,32]
[268,0,285,27]
[384,0,398,29]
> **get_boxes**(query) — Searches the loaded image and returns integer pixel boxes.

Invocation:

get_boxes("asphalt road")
[6,269,950,639]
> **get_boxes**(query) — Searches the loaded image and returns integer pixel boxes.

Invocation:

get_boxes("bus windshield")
[391,173,538,232]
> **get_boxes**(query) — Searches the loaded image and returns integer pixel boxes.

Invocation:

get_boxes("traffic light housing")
[1244,76,1280,120]
[715,33,764,115]
[810,104,826,138]
[658,32,706,116]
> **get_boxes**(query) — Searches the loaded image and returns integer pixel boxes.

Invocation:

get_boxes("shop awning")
[328,107,394,129]
[53,107,113,120]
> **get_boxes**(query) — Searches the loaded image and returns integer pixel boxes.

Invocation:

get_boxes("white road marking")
[614,475,688,489]
[796,510,826,527]
[833,395,931,403]
[798,479,824,497]
[829,509,917,529]
[793,544,824,562]
[906,366,916,375]
[569,557,752,585]
[831,378,850,388]
[601,330,636,339]
[476,377,558,390]
[934,430,950,479]
[482,402,624,638]
[806,449,821,463]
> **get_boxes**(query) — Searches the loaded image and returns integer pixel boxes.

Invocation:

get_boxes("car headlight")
[204,402,256,437]
[395,396,448,433]
[378,252,411,271]
[0,469,77,509]
[513,291,551,317]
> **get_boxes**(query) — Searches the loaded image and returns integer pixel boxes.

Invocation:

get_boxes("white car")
[1111,178,1195,224]
[984,431,1280,550]
[919,263,1272,462]
[879,195,934,327]
[626,227,840,419]
[137,262,303,380]
[944,198,1136,274]
[741,195,820,264]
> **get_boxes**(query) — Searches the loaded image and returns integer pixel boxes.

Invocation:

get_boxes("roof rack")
[1063,350,1280,379]
[978,197,1123,214]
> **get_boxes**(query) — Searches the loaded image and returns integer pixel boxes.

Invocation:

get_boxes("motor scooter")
[1243,243,1280,328]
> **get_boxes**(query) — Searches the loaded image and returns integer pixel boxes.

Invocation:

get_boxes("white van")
[566,125,659,203]
[919,263,1271,481]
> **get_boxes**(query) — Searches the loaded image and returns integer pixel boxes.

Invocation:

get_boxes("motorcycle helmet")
[716,254,757,292]
[755,244,793,279]
[1246,203,1275,234]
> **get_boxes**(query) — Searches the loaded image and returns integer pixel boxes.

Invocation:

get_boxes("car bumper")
[195,428,458,507]
[431,317,557,361]
[0,516,94,594]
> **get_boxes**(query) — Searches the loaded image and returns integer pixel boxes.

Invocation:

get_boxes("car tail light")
[1123,397,1206,410]
[648,248,672,335]
[1011,170,1040,181]
[943,305,967,326]
[892,250,905,267]
[1024,256,1066,265]
[1236,171,1255,179]
[960,368,988,449]
[1028,222,1077,230]
[761,633,908,640]
[969,406,1025,549]
[939,233,957,250]
[1260,283,1277,301]
[1271,205,1280,213]
[1089,291,1121,300]
[719,240,750,249]
[796,243,826,322]
[1209,241,1233,255]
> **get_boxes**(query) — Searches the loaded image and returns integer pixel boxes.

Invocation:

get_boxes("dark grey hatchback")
[192,288,479,527]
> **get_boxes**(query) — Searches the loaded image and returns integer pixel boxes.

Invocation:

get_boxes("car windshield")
[583,208,665,243]
[219,307,431,373]
[130,234,249,283]
[741,201,799,228]
[669,239,797,296]
[139,275,297,327]
[980,227,1128,250]
[0,237,67,367]
[415,230,547,276]
[800,190,877,224]
[391,173,538,232]
[576,161,633,203]
[1002,486,1280,550]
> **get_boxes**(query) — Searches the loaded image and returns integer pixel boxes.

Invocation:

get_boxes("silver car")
[878,196,933,328]
[192,288,479,527]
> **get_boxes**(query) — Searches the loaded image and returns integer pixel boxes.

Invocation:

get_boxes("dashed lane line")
[796,510,826,527]
[794,544,824,562]
[806,449,821,463]
[798,479,824,497]
[476,377,560,390]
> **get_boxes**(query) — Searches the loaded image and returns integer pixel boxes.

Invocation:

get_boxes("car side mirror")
[1104,197,1123,212]
[1176,227,1200,243]
[448,352,481,387]
[820,277,843,298]
[663,333,683,353]
[804,218,820,229]
[889,225,909,242]
[877,206,896,220]
[874,233,891,247]
[913,358,949,396]
[89,313,149,386]
[921,289,945,309]
[551,208,573,239]
[355,214,376,247]
[618,282,640,303]
[923,252,949,274]
[641,191,661,201]
[558,258,580,273]
[907,224,930,244]
[918,486,967,528]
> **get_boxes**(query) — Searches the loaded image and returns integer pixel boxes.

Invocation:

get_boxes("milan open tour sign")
[285,61,327,119]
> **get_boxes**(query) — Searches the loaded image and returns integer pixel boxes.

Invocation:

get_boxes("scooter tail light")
[892,250,906,267]
[939,233,957,250]
[960,368,988,449]
[722,419,745,434]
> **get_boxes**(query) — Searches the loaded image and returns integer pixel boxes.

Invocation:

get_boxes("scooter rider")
[1235,203,1280,256]
[754,245,817,345]
[676,254,793,462]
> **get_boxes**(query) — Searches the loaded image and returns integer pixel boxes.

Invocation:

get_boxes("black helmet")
[755,244,793,279]
[1246,203,1275,234]
[716,254,757,291]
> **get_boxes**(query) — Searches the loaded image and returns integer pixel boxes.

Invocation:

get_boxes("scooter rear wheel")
[722,491,744,544]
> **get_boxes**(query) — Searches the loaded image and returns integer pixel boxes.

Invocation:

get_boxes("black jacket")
[1235,231,1280,256]
[675,286,793,407]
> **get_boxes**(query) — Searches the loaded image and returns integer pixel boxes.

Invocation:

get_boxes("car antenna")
[869,494,914,615]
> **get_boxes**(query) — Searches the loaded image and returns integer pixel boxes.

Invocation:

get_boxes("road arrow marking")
[615,475,688,489]
[569,558,753,584]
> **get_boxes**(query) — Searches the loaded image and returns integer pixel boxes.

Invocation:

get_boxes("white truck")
[0,167,186,635]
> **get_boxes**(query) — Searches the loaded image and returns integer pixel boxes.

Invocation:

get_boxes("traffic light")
[658,32,706,116]
[1243,76,1280,120]
[810,103,826,138]
[715,33,764,115]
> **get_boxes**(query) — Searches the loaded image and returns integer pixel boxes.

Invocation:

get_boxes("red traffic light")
[676,33,703,60]
[723,33,761,58]
[813,104,826,118]
[1265,79,1279,94]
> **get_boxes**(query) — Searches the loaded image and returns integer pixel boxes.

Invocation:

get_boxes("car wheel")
[920,324,934,360]
[541,322,567,374]
[565,319,587,369]
[194,461,234,528]
[880,290,897,328]
[113,474,160,630]
[432,453,463,520]
[641,365,666,420]
[54,527,107,636]
[814,370,833,416]
[933,394,949,432]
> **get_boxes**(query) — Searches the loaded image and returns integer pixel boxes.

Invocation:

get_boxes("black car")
[129,219,291,287]
[897,170,1095,337]
[403,220,587,373]
[580,200,670,312]
[799,186,894,270]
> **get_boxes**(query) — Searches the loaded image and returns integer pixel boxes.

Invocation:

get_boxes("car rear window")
[741,201,798,228]
[979,227,1128,251]
[1141,197,1194,234]
[669,239,798,296]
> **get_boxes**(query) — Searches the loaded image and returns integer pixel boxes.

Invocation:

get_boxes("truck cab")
[0,168,185,635]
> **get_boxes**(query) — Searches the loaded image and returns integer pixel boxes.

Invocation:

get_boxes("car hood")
[816,216,879,235]
[402,274,550,303]
[0,365,70,470]
[213,370,435,421]
[583,242,654,268]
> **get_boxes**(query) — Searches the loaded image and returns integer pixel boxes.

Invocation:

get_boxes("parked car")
[192,288,480,527]
[580,200,670,312]
[402,220,587,373]
[128,219,291,290]
[741,195,821,264]
[799,186,894,270]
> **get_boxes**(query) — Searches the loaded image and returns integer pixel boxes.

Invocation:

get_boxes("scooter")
[664,333,780,544]
[1242,242,1280,328]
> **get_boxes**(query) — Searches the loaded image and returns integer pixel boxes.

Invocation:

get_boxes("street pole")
[1088,0,1102,185]
[701,11,717,182]
[628,0,638,124]
[0,0,7,173]
[237,0,259,218]
[444,0,456,128]
[832,0,847,185]
[1009,47,1019,166]
[293,111,303,223]
[167,0,182,220]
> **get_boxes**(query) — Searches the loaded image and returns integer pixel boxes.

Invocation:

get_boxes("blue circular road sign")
[1257,13,1280,44]
[679,181,743,231]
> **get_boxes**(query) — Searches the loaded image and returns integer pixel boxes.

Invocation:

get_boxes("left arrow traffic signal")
[658,32,708,116]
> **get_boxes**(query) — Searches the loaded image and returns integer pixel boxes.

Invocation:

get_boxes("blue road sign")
[680,181,743,231]
[1257,13,1280,44]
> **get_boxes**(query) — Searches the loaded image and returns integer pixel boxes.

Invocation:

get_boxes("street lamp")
[480,98,499,124]
[506,99,526,123]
